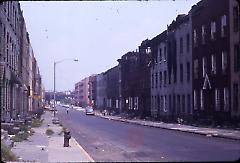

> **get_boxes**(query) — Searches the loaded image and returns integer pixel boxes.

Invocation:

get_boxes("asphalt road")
[56,106,240,162]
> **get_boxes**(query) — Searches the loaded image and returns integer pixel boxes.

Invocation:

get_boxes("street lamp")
[53,58,78,117]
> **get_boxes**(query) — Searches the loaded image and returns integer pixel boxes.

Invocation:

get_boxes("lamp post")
[53,58,78,117]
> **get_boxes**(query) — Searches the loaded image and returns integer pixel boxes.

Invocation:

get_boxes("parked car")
[85,107,94,115]
[52,117,60,124]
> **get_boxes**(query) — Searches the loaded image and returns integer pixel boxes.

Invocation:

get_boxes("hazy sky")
[20,0,200,92]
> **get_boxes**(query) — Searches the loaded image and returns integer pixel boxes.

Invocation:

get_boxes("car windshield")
[86,107,93,112]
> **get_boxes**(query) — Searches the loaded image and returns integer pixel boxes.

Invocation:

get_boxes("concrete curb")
[96,113,240,141]
[71,137,95,162]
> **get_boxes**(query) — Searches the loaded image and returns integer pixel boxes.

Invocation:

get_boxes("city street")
[56,106,240,162]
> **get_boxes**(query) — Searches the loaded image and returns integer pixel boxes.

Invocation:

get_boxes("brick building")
[105,65,120,113]
[118,40,151,118]
[191,0,232,124]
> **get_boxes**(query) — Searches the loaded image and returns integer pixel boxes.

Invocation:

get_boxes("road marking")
[72,137,95,162]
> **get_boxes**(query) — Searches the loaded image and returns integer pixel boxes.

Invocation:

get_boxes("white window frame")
[194,90,198,110]
[193,29,197,47]
[163,95,167,112]
[200,90,204,110]
[211,54,216,74]
[202,57,206,77]
[222,51,227,73]
[211,21,216,40]
[223,87,229,112]
[221,15,227,37]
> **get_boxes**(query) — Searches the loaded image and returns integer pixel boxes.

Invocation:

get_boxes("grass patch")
[12,131,29,142]
[1,142,18,162]
[31,118,43,128]
[12,124,34,142]
[46,129,54,136]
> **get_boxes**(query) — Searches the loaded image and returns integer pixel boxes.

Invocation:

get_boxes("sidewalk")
[11,110,94,162]
[91,110,240,141]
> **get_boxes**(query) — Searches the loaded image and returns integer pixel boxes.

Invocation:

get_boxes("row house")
[168,14,193,121]
[150,30,168,119]
[0,1,43,122]
[118,40,151,118]
[230,0,240,120]
[95,72,107,111]
[150,13,193,122]
[74,77,90,107]
[191,0,233,124]
[105,66,120,113]
[88,74,97,107]
[149,0,239,124]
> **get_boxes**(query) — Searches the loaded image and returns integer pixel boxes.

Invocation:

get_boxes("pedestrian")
[67,108,69,114]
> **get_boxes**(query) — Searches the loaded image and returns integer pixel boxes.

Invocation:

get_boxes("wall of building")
[229,0,240,119]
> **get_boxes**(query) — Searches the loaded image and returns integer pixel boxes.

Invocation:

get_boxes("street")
[56,106,240,162]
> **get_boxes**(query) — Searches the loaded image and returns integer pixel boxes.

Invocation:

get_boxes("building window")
[173,95,176,114]
[146,47,151,54]
[211,54,217,74]
[180,37,183,54]
[152,74,154,88]
[202,57,207,77]
[215,89,220,111]
[155,72,158,88]
[234,44,240,72]
[201,25,206,44]
[223,87,229,112]
[194,90,198,110]
[187,62,190,82]
[164,71,167,87]
[157,95,160,113]
[233,6,239,32]
[177,95,181,114]
[134,97,139,110]
[221,15,227,37]
[168,95,171,113]
[164,46,166,58]
[193,29,197,47]
[160,96,163,111]
[186,34,190,53]
[163,96,167,112]
[160,71,162,88]
[200,90,204,110]
[222,51,227,74]
[194,59,199,79]
[211,21,216,40]
[187,94,191,114]
[163,47,167,62]
[180,64,183,83]
[159,48,162,63]
[233,83,239,111]
[182,95,185,113]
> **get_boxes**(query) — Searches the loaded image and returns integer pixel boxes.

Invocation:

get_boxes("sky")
[20,0,200,92]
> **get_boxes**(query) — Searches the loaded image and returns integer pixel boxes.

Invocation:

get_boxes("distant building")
[105,66,120,113]
[74,77,90,107]
[89,74,97,107]
[96,72,107,111]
